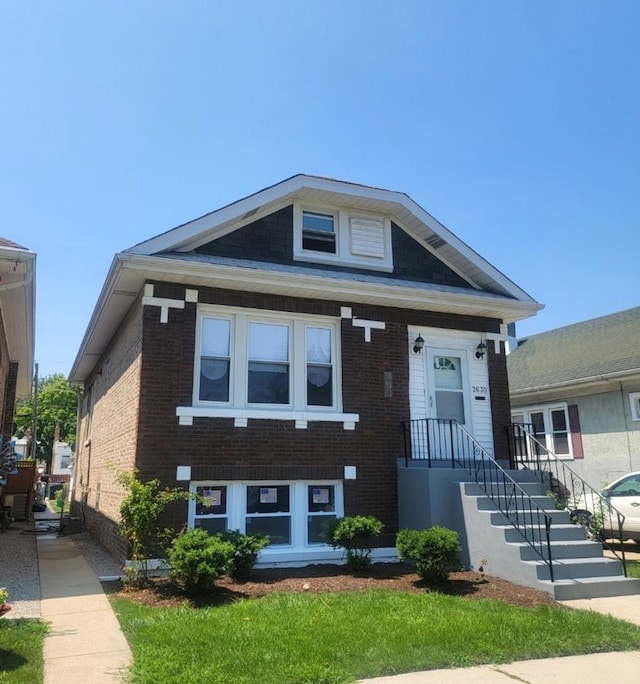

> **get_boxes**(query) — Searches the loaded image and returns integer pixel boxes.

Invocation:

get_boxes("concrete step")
[500,523,587,543]
[474,494,554,510]
[515,539,604,561]
[488,508,572,526]
[524,556,623,581]
[539,575,640,601]
[463,481,544,497]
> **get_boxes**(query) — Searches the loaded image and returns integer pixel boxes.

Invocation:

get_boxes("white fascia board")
[124,175,308,256]
[70,248,540,385]
[69,255,140,383]
[120,254,540,321]
[394,195,538,305]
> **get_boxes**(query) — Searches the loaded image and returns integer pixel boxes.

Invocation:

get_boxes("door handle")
[631,502,640,507]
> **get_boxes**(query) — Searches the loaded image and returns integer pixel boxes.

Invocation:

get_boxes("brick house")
[69,175,542,564]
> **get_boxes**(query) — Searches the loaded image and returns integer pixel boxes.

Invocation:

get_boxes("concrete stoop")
[460,471,640,600]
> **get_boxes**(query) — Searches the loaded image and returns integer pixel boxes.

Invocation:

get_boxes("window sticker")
[202,488,222,507]
[260,487,278,504]
[312,488,330,505]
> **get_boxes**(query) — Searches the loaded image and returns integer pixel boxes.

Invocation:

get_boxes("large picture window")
[189,481,343,551]
[195,307,340,412]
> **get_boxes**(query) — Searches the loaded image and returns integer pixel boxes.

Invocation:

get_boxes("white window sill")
[176,406,359,429]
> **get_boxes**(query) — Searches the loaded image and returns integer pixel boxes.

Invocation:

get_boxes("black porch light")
[413,334,425,354]
[475,340,487,359]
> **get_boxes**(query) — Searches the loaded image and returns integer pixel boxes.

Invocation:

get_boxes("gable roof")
[508,306,640,395]
[0,240,36,397]
[126,174,536,301]
[70,175,542,383]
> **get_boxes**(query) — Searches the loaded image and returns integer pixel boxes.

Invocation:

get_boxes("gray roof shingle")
[508,306,640,391]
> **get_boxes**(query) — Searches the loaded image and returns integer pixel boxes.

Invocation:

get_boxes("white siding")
[408,326,494,457]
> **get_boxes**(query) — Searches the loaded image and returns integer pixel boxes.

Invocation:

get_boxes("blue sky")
[2,1,639,378]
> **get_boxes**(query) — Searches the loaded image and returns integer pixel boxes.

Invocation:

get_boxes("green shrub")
[117,469,191,583]
[396,526,462,583]
[168,528,234,595]
[217,529,270,581]
[326,515,383,572]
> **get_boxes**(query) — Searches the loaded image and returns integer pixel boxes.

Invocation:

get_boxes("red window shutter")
[568,404,584,459]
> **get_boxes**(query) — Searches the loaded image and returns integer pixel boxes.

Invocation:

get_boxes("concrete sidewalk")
[358,650,640,683]
[37,532,132,684]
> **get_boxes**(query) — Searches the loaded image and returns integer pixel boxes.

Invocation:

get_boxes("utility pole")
[31,362,38,460]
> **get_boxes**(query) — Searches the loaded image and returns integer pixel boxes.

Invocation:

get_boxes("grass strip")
[112,589,640,684]
[0,619,48,684]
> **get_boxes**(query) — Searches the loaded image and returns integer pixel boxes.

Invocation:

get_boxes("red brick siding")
[134,283,502,549]
[71,294,143,559]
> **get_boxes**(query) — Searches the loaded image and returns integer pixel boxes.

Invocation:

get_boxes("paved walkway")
[37,532,132,684]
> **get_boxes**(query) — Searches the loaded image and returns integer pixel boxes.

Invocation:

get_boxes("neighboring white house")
[508,306,640,489]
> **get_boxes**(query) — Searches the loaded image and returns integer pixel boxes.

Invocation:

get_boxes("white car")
[571,471,640,543]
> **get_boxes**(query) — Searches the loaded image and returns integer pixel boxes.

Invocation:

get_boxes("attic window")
[302,211,336,254]
[293,202,393,272]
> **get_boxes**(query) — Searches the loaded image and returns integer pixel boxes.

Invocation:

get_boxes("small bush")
[326,515,383,572]
[168,528,234,595]
[396,526,462,583]
[217,529,270,581]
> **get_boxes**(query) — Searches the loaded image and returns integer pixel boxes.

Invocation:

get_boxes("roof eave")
[0,246,36,397]
[123,175,539,305]
[70,253,541,384]
[511,367,640,397]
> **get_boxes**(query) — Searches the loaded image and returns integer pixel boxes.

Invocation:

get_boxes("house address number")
[472,386,488,394]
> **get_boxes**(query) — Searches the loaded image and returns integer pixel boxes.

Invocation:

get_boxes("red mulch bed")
[106,562,559,609]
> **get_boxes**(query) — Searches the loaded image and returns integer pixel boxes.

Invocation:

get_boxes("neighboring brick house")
[69,175,541,563]
[508,306,640,490]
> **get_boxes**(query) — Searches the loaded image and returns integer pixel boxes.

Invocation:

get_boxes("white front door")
[426,348,470,426]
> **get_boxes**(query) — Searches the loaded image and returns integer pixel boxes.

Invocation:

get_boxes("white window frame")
[178,305,359,429]
[630,392,640,421]
[293,201,393,272]
[511,403,573,459]
[188,480,344,552]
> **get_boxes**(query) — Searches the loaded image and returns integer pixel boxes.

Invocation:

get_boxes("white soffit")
[0,246,36,397]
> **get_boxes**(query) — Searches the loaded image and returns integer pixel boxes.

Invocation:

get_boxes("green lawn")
[111,589,640,684]
[0,619,48,684]
[626,559,640,578]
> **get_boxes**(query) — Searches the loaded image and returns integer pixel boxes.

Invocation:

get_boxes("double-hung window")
[511,404,571,458]
[248,322,290,404]
[302,210,336,254]
[195,307,340,412]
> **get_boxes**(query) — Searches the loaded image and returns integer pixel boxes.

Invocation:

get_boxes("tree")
[14,374,79,464]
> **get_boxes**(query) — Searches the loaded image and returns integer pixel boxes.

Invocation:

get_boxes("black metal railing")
[506,423,627,574]
[402,418,555,581]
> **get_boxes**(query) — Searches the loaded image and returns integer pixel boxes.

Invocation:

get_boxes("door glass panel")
[433,355,465,423]
[434,356,462,389]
